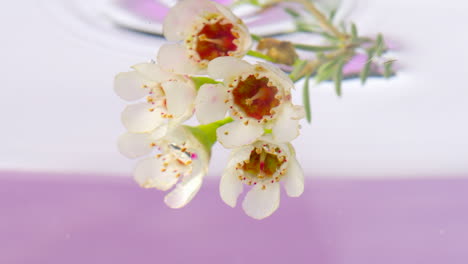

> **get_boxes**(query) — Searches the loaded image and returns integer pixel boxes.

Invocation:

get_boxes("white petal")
[272,104,300,143]
[183,150,209,184]
[162,79,196,118]
[219,168,244,207]
[163,0,217,41]
[258,62,294,90]
[208,57,255,80]
[134,157,162,188]
[132,63,173,82]
[149,124,168,141]
[158,43,201,75]
[114,71,150,101]
[217,120,264,148]
[164,175,203,209]
[291,105,306,120]
[117,132,154,159]
[195,83,229,124]
[134,158,179,191]
[154,170,180,191]
[283,156,304,197]
[237,31,253,56]
[121,103,164,133]
[212,2,239,24]
[242,183,280,220]
[226,145,254,168]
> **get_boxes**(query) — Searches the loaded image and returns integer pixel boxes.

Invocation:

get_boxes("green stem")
[247,50,275,62]
[184,117,234,155]
[190,76,221,91]
[251,34,262,42]
[293,43,340,52]
[287,0,346,40]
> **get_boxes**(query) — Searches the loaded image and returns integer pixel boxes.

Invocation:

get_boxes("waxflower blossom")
[219,137,304,219]
[114,62,196,133]
[195,57,305,148]
[158,0,252,74]
[118,126,210,208]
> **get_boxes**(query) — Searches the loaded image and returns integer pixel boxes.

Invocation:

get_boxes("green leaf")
[360,50,374,85]
[250,34,261,42]
[375,33,385,56]
[384,60,394,78]
[293,43,339,52]
[351,23,358,41]
[339,21,348,33]
[316,59,339,83]
[334,58,345,97]
[284,7,300,18]
[319,32,338,42]
[289,59,308,82]
[303,74,312,123]
[296,22,320,33]
[329,9,337,21]
[190,76,220,91]
[247,50,274,62]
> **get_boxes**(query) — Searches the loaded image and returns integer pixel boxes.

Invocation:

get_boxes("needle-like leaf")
[303,74,312,123]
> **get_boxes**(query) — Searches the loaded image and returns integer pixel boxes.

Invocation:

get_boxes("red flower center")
[242,148,283,179]
[232,75,280,120]
[195,21,238,61]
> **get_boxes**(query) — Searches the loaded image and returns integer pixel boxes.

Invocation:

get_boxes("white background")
[1,0,467,178]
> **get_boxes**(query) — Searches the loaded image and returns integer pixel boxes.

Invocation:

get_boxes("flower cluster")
[114,0,305,220]
[113,0,397,219]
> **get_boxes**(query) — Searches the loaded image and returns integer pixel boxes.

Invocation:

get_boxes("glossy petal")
[212,2,238,24]
[272,104,300,143]
[283,156,304,197]
[153,167,180,191]
[238,31,253,57]
[291,105,306,120]
[134,157,179,191]
[163,0,217,41]
[134,157,162,188]
[121,103,164,133]
[132,63,173,82]
[208,57,254,80]
[217,120,264,148]
[242,183,280,220]
[258,62,294,90]
[219,168,244,207]
[162,79,196,118]
[226,145,254,168]
[149,124,168,141]
[164,175,203,208]
[158,43,200,74]
[117,132,154,159]
[195,83,229,124]
[114,71,150,101]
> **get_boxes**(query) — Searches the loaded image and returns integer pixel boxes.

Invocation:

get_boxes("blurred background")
[1,0,467,263]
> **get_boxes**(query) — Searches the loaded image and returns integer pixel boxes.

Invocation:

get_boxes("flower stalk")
[185,117,234,155]
[287,0,346,40]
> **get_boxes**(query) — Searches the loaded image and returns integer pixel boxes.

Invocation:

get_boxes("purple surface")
[1,171,468,264]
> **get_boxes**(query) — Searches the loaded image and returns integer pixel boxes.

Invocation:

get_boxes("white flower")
[195,57,305,148]
[158,0,252,74]
[114,63,196,133]
[219,138,304,219]
[118,126,210,209]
